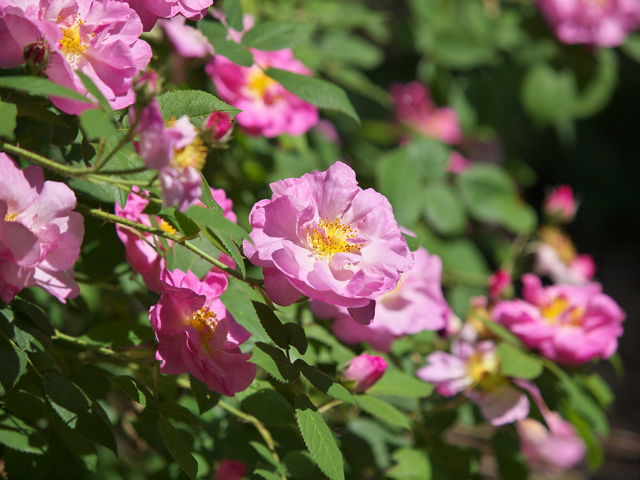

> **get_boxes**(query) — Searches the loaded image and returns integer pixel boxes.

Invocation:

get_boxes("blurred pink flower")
[149,268,255,396]
[207,49,318,137]
[536,0,640,47]
[314,119,342,146]
[489,269,511,301]
[0,0,151,115]
[447,151,472,174]
[311,248,449,352]
[202,111,233,145]
[215,459,246,480]
[417,340,530,425]
[492,274,625,366]
[161,15,213,58]
[342,353,388,392]
[543,185,577,223]
[244,161,414,325]
[0,154,84,303]
[534,226,596,285]
[390,81,462,145]
[123,0,210,31]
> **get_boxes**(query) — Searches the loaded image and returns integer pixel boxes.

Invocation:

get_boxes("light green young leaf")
[498,343,543,380]
[241,20,314,51]
[80,109,119,140]
[385,448,431,480]
[76,71,111,111]
[355,394,410,429]
[0,408,47,454]
[423,183,467,236]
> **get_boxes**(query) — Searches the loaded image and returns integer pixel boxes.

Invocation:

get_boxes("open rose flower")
[149,268,255,396]
[244,161,414,325]
[0,154,84,303]
[124,0,211,31]
[312,248,449,351]
[0,0,151,115]
[417,340,530,426]
[492,274,625,366]
[390,81,462,145]
[207,48,318,137]
[536,0,640,47]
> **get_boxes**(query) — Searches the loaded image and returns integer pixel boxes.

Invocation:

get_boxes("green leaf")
[284,322,308,355]
[319,31,383,70]
[0,343,28,396]
[76,72,111,111]
[354,394,410,429]
[198,173,223,213]
[498,343,543,380]
[241,20,314,51]
[423,183,467,236]
[223,0,243,31]
[241,388,295,427]
[0,101,17,139]
[403,233,421,252]
[109,376,160,411]
[42,372,117,453]
[197,19,254,67]
[161,402,201,426]
[368,370,434,398]
[295,394,345,480]
[189,374,220,415]
[2,377,46,419]
[583,373,614,408]
[158,415,198,480]
[252,301,291,349]
[491,430,527,480]
[156,90,240,125]
[250,342,299,383]
[376,148,423,227]
[304,325,355,365]
[566,408,603,472]
[0,76,92,104]
[295,359,355,405]
[0,408,47,454]
[222,281,270,343]
[12,298,55,337]
[80,109,118,140]
[255,469,283,480]
[80,322,154,348]
[265,68,360,123]
[283,451,316,479]
[251,441,281,468]
[385,448,431,480]
[622,33,640,63]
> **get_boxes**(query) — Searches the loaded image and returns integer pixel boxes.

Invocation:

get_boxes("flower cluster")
[0,154,84,303]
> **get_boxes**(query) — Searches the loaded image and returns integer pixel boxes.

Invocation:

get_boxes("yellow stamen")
[466,350,502,391]
[538,226,577,265]
[158,220,176,235]
[172,136,207,170]
[191,307,219,342]
[59,17,88,68]
[540,296,584,327]
[307,217,362,260]
[247,68,277,98]
[4,213,17,222]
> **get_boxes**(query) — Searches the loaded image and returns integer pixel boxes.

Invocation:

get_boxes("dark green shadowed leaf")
[0,407,47,454]
[250,342,299,383]
[189,374,220,414]
[161,402,201,426]
[223,0,243,31]
[252,301,291,349]
[491,430,527,480]
[295,394,344,480]
[295,359,355,405]
[0,343,28,396]
[158,415,198,480]
[284,322,308,355]
[241,388,295,426]
[109,376,160,411]
[241,20,314,51]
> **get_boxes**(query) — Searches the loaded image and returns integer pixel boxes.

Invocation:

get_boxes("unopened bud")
[202,111,233,146]
[23,39,51,75]
[543,185,577,224]
[134,70,162,107]
[342,354,387,392]
[489,269,512,301]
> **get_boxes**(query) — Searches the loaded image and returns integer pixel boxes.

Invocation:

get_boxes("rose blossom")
[207,48,318,137]
[243,161,414,325]
[0,0,151,115]
[160,15,213,59]
[534,226,596,285]
[149,268,255,396]
[123,0,211,32]
[417,340,530,425]
[492,274,625,366]
[0,153,84,303]
[115,187,238,293]
[536,0,640,47]
[390,81,462,145]
[312,248,450,352]
[543,185,577,223]
[342,353,388,392]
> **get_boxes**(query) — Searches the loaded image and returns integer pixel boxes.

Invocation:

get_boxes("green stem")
[0,141,90,176]
[318,399,343,413]
[52,330,121,358]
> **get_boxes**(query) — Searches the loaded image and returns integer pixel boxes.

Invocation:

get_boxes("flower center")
[247,68,278,98]
[59,16,90,69]
[191,307,219,342]
[4,213,17,222]
[466,350,501,391]
[307,217,361,260]
[539,226,576,265]
[172,137,207,171]
[158,219,176,235]
[540,296,584,326]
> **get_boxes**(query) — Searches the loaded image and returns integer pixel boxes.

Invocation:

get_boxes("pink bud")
[216,459,246,480]
[544,185,577,223]
[489,270,511,300]
[23,39,52,75]
[343,354,388,392]
[202,111,233,145]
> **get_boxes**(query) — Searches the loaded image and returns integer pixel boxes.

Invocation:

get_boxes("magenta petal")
[264,267,303,306]
[348,300,376,325]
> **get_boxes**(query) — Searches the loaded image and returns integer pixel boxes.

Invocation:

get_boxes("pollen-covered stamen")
[541,296,584,326]
[247,67,278,98]
[191,307,219,342]
[307,217,362,260]
[158,219,176,235]
[166,119,208,171]
[466,350,502,391]
[4,213,17,222]
[59,16,89,68]
[539,226,577,265]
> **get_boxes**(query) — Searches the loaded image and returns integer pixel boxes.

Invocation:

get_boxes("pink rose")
[0,0,152,114]
[543,185,577,223]
[123,0,211,32]
[492,274,625,366]
[149,268,255,396]
[243,161,414,325]
[390,81,462,145]
[0,153,84,303]
[342,353,388,392]
[160,15,213,58]
[207,48,318,138]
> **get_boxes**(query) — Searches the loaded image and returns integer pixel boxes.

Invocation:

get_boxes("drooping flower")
[160,15,213,58]
[207,48,319,137]
[534,226,596,285]
[492,274,625,366]
[243,161,414,325]
[311,248,450,352]
[390,81,462,145]
[0,154,84,303]
[0,0,152,115]
[416,340,530,425]
[149,268,255,396]
[123,0,211,32]
[342,353,388,392]
[543,185,577,223]
[536,0,640,47]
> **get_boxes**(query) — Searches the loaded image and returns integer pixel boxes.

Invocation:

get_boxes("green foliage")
[368,370,434,398]
[158,415,198,480]
[197,19,254,66]
[252,301,291,349]
[385,448,431,480]
[295,359,355,405]
[0,101,17,139]
[156,90,241,124]
[250,342,299,383]
[241,20,314,51]
[0,76,92,103]
[498,343,544,380]
[355,394,410,429]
